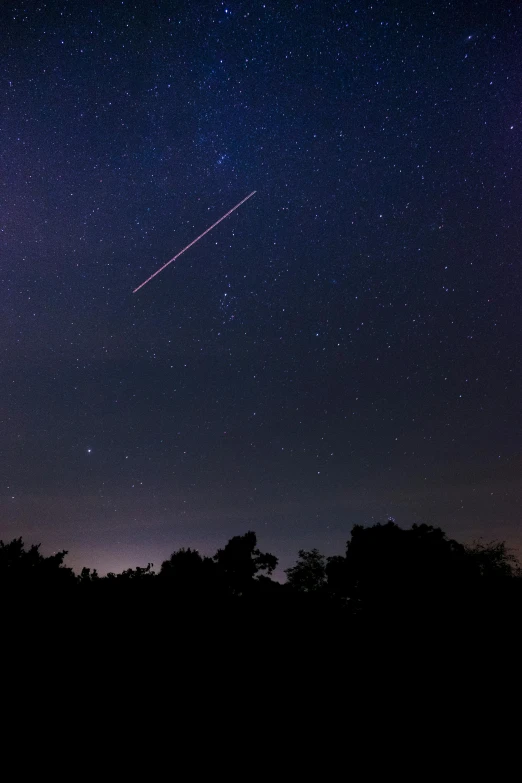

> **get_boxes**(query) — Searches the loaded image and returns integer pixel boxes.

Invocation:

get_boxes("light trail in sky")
[133,191,256,293]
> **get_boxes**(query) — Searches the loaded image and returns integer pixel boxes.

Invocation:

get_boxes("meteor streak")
[133,191,256,293]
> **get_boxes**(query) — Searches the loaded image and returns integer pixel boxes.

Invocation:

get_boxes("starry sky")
[1,1,521,576]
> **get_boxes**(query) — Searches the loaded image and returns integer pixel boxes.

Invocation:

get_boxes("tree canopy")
[1,523,519,630]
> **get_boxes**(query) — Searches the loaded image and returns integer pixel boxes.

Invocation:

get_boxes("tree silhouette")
[340,520,469,614]
[325,555,349,600]
[159,547,217,597]
[323,519,522,621]
[285,549,327,593]
[213,531,277,595]
[464,540,521,579]
[106,563,155,581]
[78,566,99,584]
[0,537,75,592]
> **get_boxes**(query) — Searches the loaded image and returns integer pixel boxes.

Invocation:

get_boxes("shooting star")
[133,190,256,293]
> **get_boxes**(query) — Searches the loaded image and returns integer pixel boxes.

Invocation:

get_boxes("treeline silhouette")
[3,521,520,635]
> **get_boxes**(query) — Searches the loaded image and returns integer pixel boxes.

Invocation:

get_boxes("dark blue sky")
[1,0,520,576]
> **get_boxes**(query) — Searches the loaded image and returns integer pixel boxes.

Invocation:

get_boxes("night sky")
[1,1,521,577]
